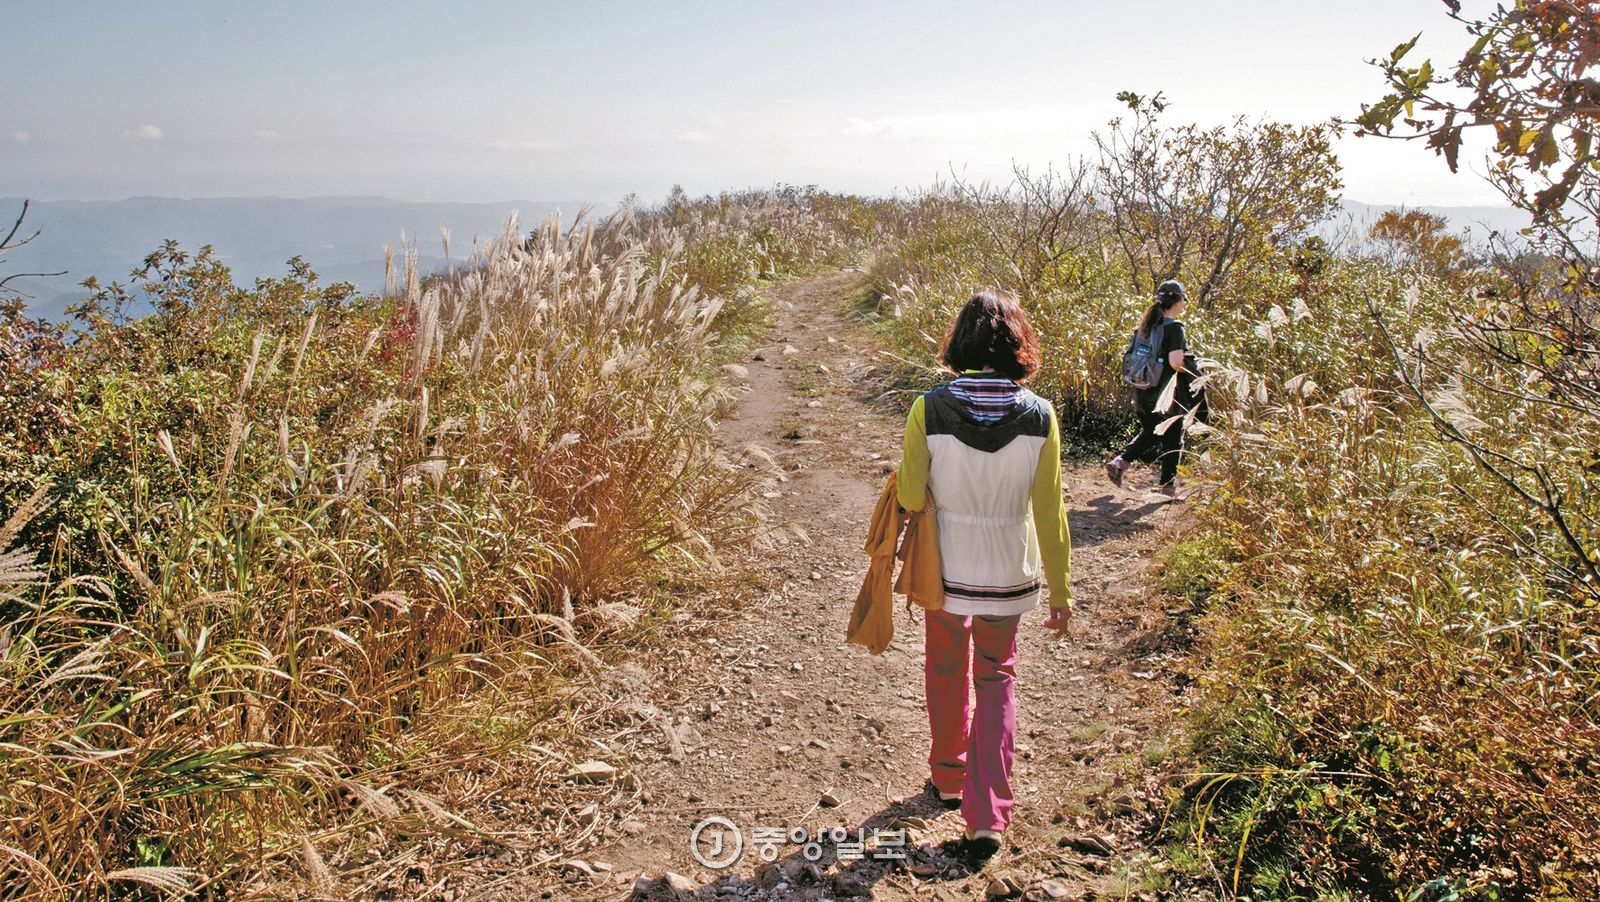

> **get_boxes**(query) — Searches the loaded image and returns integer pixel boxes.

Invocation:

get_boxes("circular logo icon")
[689,816,744,870]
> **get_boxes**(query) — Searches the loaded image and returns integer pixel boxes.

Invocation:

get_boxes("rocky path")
[570,271,1198,901]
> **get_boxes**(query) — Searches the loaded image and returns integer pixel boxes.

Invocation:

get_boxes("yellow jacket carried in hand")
[846,470,942,655]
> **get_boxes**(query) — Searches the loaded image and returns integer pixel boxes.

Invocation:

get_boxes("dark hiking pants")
[1118,406,1183,487]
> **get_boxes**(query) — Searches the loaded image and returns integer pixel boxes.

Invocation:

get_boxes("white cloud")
[9,131,29,143]
[674,130,712,144]
[253,129,280,138]
[842,117,894,139]
[486,139,557,152]
[842,109,1067,142]
[125,123,164,140]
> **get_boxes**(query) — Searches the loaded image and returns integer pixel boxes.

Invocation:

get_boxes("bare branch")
[1371,300,1600,599]
[0,271,69,291]
[0,200,41,251]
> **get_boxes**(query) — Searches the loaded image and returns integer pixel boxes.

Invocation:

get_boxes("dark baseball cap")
[1156,279,1187,300]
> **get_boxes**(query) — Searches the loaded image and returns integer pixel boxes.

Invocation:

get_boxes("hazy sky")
[3,0,1510,206]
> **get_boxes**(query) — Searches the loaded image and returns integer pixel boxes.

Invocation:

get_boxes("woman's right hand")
[1045,604,1072,636]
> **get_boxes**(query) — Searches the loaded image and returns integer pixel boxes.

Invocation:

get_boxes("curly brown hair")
[939,290,1041,381]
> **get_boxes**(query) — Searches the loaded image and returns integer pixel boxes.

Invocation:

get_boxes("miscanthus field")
[1,6,1596,900]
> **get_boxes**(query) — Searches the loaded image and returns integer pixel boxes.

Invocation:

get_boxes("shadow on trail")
[1069,493,1171,550]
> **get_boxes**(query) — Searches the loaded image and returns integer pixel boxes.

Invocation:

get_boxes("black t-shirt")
[1135,319,1187,412]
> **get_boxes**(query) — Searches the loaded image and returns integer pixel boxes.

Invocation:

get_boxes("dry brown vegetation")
[4,9,1599,895]
[0,190,869,899]
[857,83,1598,896]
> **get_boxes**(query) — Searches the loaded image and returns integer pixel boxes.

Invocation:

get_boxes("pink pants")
[923,607,1020,833]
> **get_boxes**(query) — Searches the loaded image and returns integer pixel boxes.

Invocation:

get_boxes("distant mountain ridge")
[3,195,1528,321]
[2,196,608,319]
[1335,199,1531,243]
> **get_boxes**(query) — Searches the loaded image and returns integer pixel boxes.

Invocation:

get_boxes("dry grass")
[0,191,860,899]
[855,159,1600,896]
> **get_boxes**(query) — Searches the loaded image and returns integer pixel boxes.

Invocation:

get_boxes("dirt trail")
[574,272,1193,901]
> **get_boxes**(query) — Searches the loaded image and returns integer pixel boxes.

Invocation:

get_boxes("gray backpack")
[1121,319,1170,390]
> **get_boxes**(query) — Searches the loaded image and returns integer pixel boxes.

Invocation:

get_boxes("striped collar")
[948,371,1023,424]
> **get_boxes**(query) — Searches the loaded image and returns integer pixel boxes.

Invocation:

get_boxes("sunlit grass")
[859,178,1599,897]
[0,188,869,899]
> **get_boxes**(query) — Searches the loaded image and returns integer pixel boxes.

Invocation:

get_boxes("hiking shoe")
[1157,483,1186,502]
[962,829,1002,860]
[1105,458,1125,488]
[924,779,961,809]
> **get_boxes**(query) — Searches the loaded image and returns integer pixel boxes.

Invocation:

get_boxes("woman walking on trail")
[895,290,1073,860]
[1106,279,1195,499]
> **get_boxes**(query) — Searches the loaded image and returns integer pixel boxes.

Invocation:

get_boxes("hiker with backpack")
[1106,279,1199,499]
